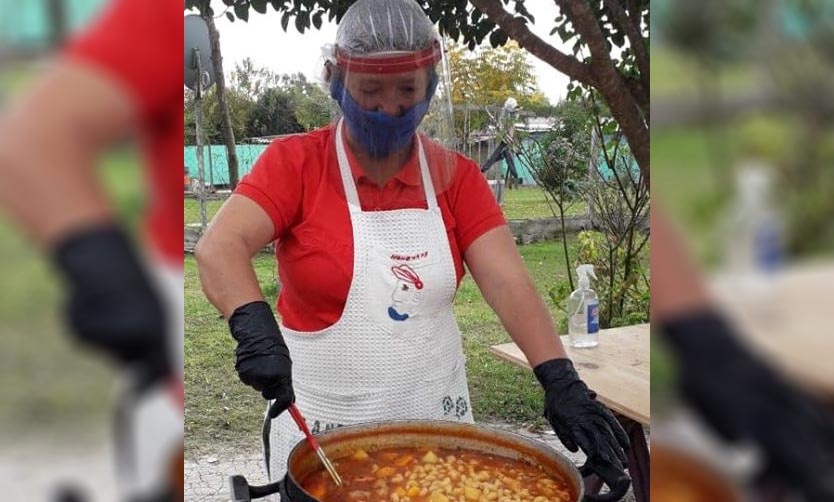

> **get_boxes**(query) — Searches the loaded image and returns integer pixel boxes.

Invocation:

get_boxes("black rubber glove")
[52,225,170,381]
[663,311,834,502]
[534,358,630,488]
[228,300,294,418]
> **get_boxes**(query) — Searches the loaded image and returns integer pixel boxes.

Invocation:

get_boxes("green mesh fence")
[184,143,268,188]
[0,0,106,49]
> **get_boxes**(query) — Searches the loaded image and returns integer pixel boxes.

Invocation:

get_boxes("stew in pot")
[300,446,575,502]
[650,445,741,502]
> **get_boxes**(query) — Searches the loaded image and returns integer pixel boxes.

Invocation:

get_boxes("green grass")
[184,198,226,226]
[652,45,761,99]
[184,186,587,226]
[184,237,579,453]
[184,254,278,452]
[458,239,580,425]
[0,149,144,436]
[0,64,38,98]
[500,186,587,221]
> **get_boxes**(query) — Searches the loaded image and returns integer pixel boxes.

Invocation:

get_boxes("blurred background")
[0,0,142,498]
[652,0,834,499]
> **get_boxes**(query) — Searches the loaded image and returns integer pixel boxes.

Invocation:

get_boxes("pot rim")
[284,419,585,502]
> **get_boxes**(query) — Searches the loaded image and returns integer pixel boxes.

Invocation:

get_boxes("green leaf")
[295,10,310,33]
[488,29,500,48]
[226,11,235,22]
[488,29,508,48]
[233,2,249,22]
[497,30,509,46]
[312,11,323,29]
[281,11,290,31]
[251,0,267,14]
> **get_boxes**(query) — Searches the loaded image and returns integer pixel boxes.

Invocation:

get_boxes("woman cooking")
[195,0,629,487]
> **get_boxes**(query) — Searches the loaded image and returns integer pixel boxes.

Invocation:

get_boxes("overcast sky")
[189,2,577,105]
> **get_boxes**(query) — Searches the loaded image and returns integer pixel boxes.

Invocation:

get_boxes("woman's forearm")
[484,274,568,368]
[0,63,134,248]
[466,226,567,368]
[650,205,713,320]
[195,234,267,319]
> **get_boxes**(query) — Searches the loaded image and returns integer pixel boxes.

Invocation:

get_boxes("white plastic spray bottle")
[567,264,599,348]
[724,163,784,296]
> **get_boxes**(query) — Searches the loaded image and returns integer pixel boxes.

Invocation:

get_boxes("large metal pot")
[651,443,744,502]
[230,420,630,502]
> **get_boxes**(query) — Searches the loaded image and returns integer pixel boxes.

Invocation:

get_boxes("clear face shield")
[321,38,458,199]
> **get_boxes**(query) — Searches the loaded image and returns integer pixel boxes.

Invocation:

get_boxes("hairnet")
[335,0,438,57]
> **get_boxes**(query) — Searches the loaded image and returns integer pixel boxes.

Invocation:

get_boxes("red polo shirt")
[235,125,506,331]
[63,0,184,267]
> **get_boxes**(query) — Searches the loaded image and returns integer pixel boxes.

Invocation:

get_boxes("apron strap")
[335,119,363,213]
[415,133,438,210]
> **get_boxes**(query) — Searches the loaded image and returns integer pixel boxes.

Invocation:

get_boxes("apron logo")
[442,395,470,420]
[388,264,424,321]
[389,251,429,261]
[442,396,454,414]
[455,397,469,419]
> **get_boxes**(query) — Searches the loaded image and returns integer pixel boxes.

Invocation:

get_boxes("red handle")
[288,404,321,451]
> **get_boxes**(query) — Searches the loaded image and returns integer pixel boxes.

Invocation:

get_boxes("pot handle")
[579,462,631,502]
[229,474,284,502]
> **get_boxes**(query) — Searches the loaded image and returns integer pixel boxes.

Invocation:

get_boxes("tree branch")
[626,0,642,30]
[602,0,649,88]
[556,0,649,186]
[469,0,593,87]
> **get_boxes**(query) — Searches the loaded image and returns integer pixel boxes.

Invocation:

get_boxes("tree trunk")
[203,12,240,189]
[591,67,650,188]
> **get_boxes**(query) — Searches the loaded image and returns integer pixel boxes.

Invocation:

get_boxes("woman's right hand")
[663,311,834,501]
[534,358,631,492]
[228,301,295,418]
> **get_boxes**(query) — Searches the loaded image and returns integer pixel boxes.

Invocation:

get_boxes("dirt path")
[0,433,117,502]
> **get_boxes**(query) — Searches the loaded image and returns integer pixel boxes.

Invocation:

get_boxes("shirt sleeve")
[62,0,181,122]
[449,155,508,253]
[234,140,304,240]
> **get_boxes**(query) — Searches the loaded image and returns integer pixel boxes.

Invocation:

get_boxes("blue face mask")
[330,72,438,159]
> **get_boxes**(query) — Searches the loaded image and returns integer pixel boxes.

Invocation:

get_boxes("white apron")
[265,119,474,481]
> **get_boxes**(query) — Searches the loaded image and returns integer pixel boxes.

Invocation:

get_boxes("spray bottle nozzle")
[576,264,596,289]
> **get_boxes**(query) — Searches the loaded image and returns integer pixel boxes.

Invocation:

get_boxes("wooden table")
[490,323,650,502]
[710,261,834,397]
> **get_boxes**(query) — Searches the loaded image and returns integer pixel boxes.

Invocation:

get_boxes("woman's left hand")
[534,358,631,487]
